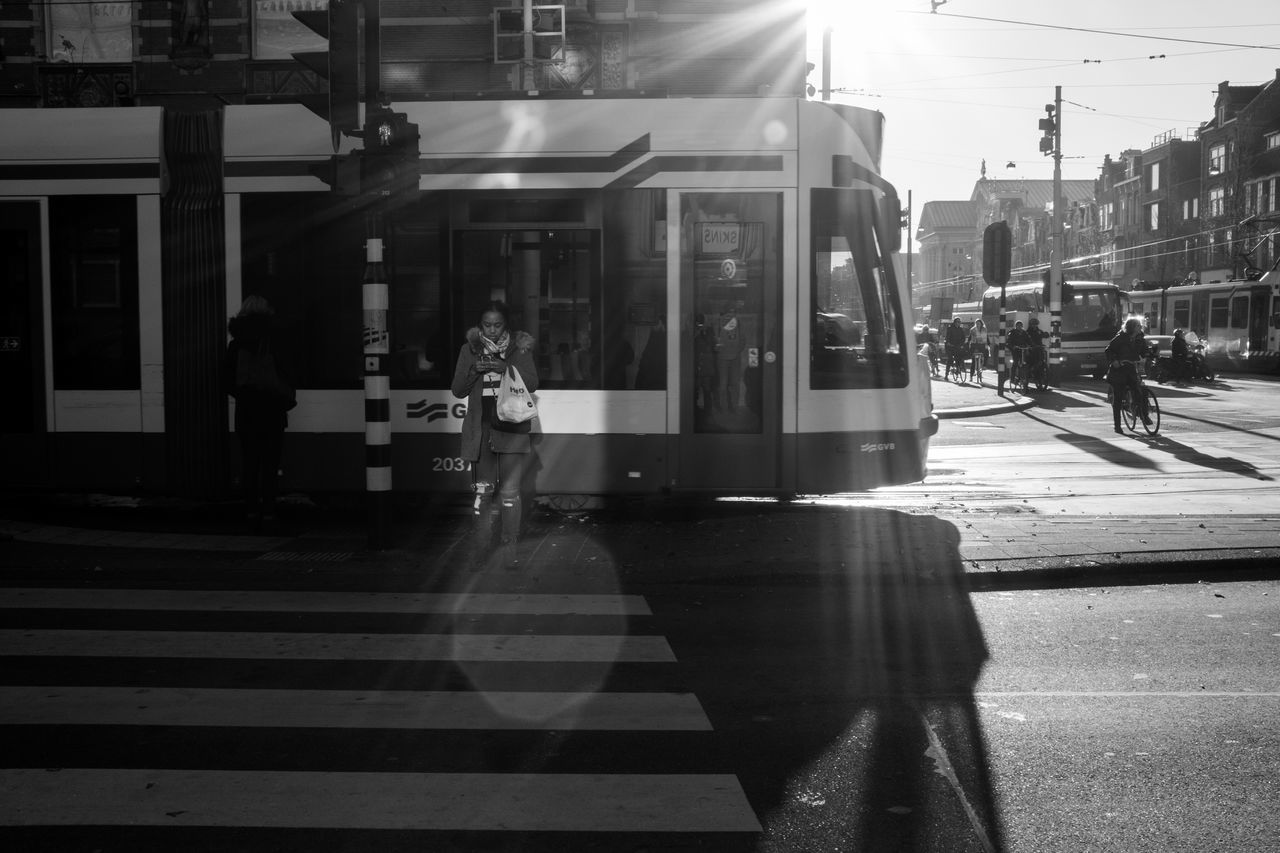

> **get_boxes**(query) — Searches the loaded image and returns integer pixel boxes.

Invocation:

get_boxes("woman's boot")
[497,496,522,568]
[472,483,495,549]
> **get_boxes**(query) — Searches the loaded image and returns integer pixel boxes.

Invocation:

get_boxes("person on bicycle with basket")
[1104,318,1152,434]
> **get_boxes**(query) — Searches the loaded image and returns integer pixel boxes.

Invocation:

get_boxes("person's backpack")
[235,340,296,410]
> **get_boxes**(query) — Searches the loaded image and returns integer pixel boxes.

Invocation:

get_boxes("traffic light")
[292,0,360,152]
[1038,103,1056,156]
[983,220,1011,285]
[361,107,420,202]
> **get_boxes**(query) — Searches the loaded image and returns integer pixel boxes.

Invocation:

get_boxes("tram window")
[49,196,139,390]
[682,192,779,432]
[1172,299,1190,330]
[809,189,907,389]
[1231,296,1249,329]
[1210,298,1229,329]
[605,189,666,390]
[388,213,448,389]
[241,193,366,390]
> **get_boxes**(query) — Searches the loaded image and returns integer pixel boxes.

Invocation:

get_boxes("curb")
[936,393,1036,419]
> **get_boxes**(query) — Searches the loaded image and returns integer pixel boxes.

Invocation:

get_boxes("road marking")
[0,686,711,730]
[0,768,763,832]
[0,589,652,616]
[0,630,676,662]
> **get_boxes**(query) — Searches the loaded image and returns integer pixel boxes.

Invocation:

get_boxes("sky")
[804,0,1280,252]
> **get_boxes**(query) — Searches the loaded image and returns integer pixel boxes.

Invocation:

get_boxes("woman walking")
[451,301,538,567]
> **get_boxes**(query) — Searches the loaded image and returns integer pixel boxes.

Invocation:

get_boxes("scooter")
[1148,344,1215,384]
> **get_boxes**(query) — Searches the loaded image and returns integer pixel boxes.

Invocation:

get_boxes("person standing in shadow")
[225,295,295,532]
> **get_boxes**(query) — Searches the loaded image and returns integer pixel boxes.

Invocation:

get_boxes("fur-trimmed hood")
[466,327,535,355]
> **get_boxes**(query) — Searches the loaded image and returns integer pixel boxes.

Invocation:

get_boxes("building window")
[1267,132,1280,151]
[1208,143,1226,175]
[47,0,134,62]
[1147,161,1161,192]
[254,0,329,60]
[1182,198,1199,220]
[1209,187,1225,218]
[1146,203,1160,232]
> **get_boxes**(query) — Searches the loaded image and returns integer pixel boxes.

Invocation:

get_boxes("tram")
[979,279,1125,374]
[1125,276,1280,374]
[0,97,935,496]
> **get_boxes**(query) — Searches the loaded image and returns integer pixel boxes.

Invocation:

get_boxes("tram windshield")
[810,188,908,389]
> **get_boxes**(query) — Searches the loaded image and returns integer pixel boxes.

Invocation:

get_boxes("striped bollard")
[363,235,391,549]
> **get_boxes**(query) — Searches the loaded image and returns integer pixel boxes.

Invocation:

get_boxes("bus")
[1126,275,1280,373]
[0,96,936,497]
[980,280,1124,374]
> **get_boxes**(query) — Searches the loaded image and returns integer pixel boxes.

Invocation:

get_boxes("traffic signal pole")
[1048,86,1063,384]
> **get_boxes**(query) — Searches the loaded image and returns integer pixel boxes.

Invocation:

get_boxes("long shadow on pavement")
[589,503,1007,852]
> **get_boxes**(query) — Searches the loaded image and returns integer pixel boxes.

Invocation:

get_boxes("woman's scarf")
[481,330,510,358]
[479,330,510,397]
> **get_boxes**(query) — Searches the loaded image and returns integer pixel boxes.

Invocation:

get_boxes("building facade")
[0,1,808,109]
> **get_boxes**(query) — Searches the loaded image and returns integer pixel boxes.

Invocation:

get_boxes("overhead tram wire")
[912,10,1280,52]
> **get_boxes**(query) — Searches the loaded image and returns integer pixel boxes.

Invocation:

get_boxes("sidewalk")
[927,371,1034,419]
[3,378,1277,581]
[2,489,1277,587]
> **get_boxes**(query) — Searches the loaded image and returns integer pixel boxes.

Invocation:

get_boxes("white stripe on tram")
[0,629,676,662]
[0,768,763,832]
[0,588,653,616]
[0,685,712,730]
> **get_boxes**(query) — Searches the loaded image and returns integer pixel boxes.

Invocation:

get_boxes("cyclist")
[944,317,968,378]
[967,319,988,381]
[1026,317,1048,382]
[1169,328,1190,382]
[1006,320,1031,385]
[1104,318,1152,434]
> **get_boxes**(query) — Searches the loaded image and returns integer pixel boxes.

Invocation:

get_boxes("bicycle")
[1108,361,1161,436]
[1013,343,1044,394]
[944,344,969,383]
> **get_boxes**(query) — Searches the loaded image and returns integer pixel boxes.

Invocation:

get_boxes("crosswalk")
[0,585,761,846]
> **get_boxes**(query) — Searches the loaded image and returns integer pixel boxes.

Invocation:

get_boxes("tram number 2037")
[432,457,473,472]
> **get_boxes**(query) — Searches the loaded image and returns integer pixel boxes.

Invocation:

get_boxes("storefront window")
[253,0,329,59]
[48,0,133,63]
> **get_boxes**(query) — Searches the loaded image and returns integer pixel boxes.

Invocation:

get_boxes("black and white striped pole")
[363,221,391,549]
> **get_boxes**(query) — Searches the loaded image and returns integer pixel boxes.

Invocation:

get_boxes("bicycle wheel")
[1142,388,1160,435]
[1120,388,1137,431]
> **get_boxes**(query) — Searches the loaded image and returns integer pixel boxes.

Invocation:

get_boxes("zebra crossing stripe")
[0,588,653,616]
[0,768,762,832]
[0,629,677,662]
[0,686,713,730]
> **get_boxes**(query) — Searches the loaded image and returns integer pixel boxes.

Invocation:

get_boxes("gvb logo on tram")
[406,401,467,422]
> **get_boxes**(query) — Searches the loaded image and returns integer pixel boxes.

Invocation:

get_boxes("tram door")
[0,201,48,485]
[678,192,782,491]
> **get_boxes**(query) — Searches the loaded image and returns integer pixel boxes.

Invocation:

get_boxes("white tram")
[1126,276,1280,374]
[0,97,935,496]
